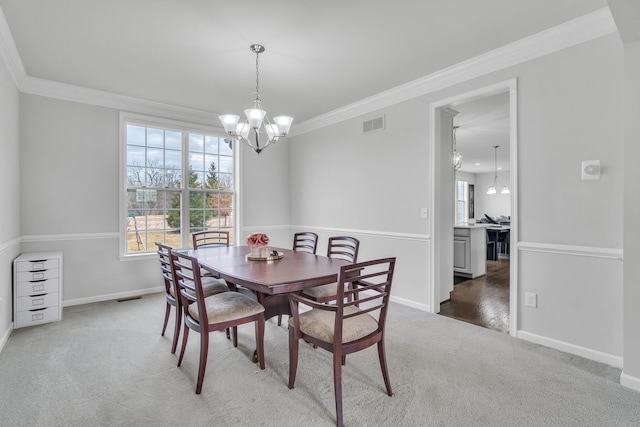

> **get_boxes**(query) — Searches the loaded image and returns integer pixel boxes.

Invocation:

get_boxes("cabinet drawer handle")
[31,312,45,321]
[29,307,47,312]
[29,279,47,283]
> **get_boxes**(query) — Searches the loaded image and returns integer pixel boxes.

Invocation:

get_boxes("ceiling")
[453,92,510,174]
[0,1,606,128]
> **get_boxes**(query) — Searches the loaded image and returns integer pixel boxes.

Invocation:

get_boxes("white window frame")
[118,112,240,258]
[455,176,469,225]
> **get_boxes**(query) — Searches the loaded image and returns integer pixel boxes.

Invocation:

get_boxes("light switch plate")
[525,292,537,308]
[420,208,429,219]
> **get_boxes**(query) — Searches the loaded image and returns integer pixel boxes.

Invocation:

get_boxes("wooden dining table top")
[188,245,349,295]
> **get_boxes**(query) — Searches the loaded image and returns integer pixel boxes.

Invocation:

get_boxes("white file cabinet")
[13,252,63,328]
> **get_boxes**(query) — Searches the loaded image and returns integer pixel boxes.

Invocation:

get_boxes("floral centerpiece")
[246,232,270,257]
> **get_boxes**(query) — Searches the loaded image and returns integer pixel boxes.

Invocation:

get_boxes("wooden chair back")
[155,242,182,354]
[171,250,207,327]
[327,236,359,263]
[292,232,318,254]
[156,242,175,298]
[192,230,230,249]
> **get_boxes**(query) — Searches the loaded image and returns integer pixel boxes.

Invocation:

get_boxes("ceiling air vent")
[363,115,385,134]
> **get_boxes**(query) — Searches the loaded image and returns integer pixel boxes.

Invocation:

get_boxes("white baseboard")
[63,286,163,307]
[518,330,623,368]
[0,322,13,353]
[390,295,430,312]
[620,372,640,392]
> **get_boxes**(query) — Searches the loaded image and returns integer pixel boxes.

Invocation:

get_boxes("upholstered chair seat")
[300,283,339,301]
[288,306,377,344]
[168,276,228,298]
[189,291,265,324]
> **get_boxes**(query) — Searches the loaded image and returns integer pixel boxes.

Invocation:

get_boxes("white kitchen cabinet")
[453,226,486,278]
[13,252,63,328]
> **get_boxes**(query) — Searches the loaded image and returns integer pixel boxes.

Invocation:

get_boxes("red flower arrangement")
[246,232,270,247]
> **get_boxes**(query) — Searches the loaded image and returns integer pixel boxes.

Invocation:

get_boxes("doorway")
[429,79,518,337]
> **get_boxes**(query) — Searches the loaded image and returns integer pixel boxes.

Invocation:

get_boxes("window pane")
[147,128,164,148]
[219,155,233,174]
[218,173,233,190]
[165,148,181,169]
[127,125,145,146]
[189,134,204,152]
[188,152,205,173]
[147,147,163,168]
[220,139,232,156]
[205,136,219,154]
[165,130,181,150]
[164,168,181,188]
[127,145,145,167]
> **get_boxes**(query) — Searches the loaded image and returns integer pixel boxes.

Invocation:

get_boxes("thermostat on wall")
[582,160,600,180]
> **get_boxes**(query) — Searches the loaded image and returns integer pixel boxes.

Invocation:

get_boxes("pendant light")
[487,145,510,195]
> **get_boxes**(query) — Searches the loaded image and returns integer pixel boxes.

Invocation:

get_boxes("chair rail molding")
[517,241,623,261]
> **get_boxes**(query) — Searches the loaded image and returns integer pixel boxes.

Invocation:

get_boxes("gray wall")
[0,55,21,346]
[289,34,624,364]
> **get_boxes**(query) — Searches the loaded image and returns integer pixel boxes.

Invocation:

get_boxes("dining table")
[188,245,350,323]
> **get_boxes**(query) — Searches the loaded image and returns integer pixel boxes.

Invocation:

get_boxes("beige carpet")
[0,292,638,426]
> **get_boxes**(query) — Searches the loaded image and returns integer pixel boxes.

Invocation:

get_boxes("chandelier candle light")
[219,44,293,154]
[453,126,462,171]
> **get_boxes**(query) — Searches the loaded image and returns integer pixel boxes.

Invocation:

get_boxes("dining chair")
[172,249,266,394]
[159,242,234,343]
[292,231,318,254]
[287,257,396,427]
[301,236,360,303]
[156,242,183,354]
[274,231,321,327]
[192,230,230,248]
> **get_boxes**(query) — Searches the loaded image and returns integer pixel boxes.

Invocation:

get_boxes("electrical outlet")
[525,292,537,308]
[420,208,429,219]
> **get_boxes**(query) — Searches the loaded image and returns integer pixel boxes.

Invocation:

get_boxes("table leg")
[251,293,292,363]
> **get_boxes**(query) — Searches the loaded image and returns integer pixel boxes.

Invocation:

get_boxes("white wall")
[290,34,624,364]
[0,55,21,348]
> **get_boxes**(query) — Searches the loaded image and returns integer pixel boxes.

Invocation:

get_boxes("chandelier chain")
[255,49,261,102]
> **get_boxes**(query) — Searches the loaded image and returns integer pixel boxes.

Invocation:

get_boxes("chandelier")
[453,126,462,171]
[487,145,510,195]
[219,44,293,154]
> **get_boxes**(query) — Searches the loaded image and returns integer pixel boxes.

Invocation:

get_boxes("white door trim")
[429,78,519,337]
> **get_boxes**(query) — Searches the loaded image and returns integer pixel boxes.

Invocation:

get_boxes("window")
[121,114,235,254]
[455,179,469,225]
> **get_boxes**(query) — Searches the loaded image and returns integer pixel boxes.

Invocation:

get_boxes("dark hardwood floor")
[439,257,510,334]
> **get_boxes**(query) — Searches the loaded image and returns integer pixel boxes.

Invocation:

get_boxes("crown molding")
[19,76,218,124]
[0,6,617,131]
[0,5,26,87]
[290,7,617,136]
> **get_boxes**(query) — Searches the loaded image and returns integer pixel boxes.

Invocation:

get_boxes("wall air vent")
[363,115,385,134]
